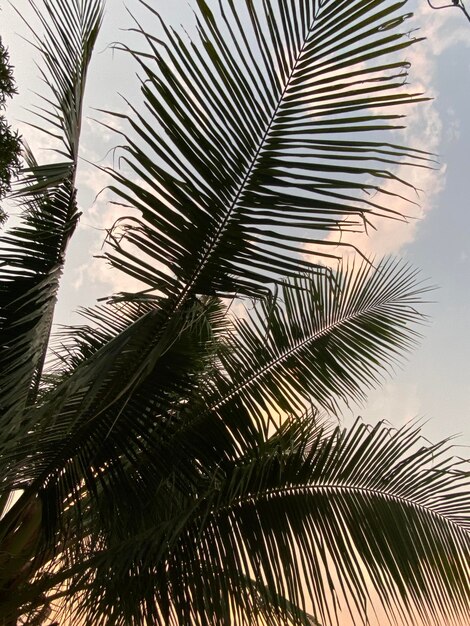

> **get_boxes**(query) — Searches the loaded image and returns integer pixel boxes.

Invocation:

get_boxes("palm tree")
[0,0,468,625]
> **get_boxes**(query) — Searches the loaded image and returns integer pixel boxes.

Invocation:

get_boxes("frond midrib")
[222,482,470,534]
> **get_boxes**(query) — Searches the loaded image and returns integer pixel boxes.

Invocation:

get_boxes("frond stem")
[223,482,470,534]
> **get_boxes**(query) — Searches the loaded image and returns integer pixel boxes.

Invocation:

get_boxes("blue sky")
[2,0,469,466]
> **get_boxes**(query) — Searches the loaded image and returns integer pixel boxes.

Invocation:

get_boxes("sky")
[345,2,470,446]
[1,1,470,623]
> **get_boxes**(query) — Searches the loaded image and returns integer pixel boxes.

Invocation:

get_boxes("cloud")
[415,1,470,55]
[69,250,146,297]
[444,106,461,143]
[71,164,168,298]
[303,4,463,265]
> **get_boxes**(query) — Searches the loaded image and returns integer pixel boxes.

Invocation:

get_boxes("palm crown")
[0,1,468,625]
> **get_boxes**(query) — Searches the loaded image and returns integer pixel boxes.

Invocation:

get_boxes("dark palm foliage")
[0,1,468,626]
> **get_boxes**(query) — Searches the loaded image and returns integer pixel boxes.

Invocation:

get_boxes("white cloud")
[444,107,461,143]
[71,165,168,297]
[303,4,466,265]
[70,251,145,296]
[415,1,470,55]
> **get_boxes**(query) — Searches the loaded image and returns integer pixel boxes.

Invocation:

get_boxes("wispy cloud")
[71,151,168,298]
[303,3,466,264]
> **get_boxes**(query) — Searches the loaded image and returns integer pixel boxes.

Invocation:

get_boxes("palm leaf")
[182,258,429,442]
[102,0,430,305]
[0,1,103,441]
[2,259,430,621]
[0,1,103,609]
[20,417,469,626]
[1,3,466,626]
[8,258,426,506]
[3,297,234,522]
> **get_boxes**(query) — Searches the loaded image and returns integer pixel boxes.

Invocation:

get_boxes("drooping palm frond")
[201,418,469,626]
[0,0,103,440]
[103,0,430,305]
[5,297,232,517]
[20,416,468,626]
[6,259,425,511]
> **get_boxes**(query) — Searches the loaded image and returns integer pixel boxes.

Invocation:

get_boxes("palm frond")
[1,4,465,626]
[11,257,426,504]
[204,418,469,626]
[22,417,469,626]
[13,0,103,162]
[0,1,103,439]
[3,254,434,623]
[203,258,429,426]
[103,0,430,304]
[5,297,231,497]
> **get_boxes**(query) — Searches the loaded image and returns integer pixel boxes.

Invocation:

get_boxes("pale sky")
[1,1,469,624]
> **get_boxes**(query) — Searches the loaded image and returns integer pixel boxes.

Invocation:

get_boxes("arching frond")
[214,258,429,419]
[20,418,469,626]
[103,0,430,303]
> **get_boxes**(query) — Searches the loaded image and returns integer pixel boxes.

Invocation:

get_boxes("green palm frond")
[9,258,426,507]
[103,0,429,303]
[204,418,469,626]
[5,297,228,494]
[0,1,103,438]
[214,258,429,419]
[1,2,468,626]
[48,299,164,376]
[3,259,432,623]
[13,0,103,162]
[23,417,468,626]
